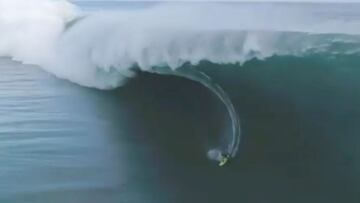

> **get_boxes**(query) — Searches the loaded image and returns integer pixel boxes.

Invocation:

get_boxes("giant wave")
[1,0,360,161]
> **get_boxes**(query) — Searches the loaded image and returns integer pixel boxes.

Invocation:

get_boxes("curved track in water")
[150,66,241,160]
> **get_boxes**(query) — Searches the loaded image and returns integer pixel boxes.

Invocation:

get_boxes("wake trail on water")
[2,0,360,161]
[151,66,241,160]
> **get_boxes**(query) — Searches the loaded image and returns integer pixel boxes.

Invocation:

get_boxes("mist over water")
[0,1,360,203]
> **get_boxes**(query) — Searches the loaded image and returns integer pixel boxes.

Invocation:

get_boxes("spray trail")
[151,66,241,160]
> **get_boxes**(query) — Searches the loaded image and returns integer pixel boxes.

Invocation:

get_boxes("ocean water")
[1,1,360,202]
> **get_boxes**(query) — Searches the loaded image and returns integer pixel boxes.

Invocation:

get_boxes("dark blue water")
[0,58,232,202]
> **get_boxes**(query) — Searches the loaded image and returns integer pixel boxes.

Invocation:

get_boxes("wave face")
[151,66,241,159]
[1,0,360,160]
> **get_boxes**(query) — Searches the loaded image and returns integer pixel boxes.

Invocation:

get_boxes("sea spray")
[1,1,360,88]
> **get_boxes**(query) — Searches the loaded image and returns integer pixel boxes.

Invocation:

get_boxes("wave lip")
[2,1,360,89]
[50,2,360,89]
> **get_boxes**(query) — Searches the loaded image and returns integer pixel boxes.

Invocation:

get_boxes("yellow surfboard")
[219,157,229,166]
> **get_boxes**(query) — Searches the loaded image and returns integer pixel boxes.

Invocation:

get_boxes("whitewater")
[2,0,360,88]
[1,0,360,161]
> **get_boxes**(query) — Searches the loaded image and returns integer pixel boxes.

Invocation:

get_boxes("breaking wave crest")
[2,0,360,161]
[1,0,360,89]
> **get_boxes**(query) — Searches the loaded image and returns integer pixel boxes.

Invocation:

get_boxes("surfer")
[219,153,230,166]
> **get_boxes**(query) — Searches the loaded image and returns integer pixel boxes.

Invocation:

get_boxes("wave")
[1,0,360,161]
[2,1,360,88]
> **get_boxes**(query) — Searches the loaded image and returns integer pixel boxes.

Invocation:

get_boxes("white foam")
[0,0,78,64]
[1,1,360,88]
[207,149,223,162]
